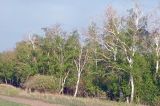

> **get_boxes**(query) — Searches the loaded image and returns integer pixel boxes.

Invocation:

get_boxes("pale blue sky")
[0,0,159,51]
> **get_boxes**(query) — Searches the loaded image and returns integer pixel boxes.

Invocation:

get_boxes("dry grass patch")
[0,84,21,96]
[19,92,142,106]
[0,84,144,106]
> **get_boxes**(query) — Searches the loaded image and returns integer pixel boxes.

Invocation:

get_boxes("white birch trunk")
[155,37,159,74]
[29,34,35,50]
[130,74,134,103]
[74,48,88,97]
[74,71,81,97]
[126,97,129,103]
[128,58,134,103]
[59,70,70,94]
[113,48,117,61]
[156,60,159,74]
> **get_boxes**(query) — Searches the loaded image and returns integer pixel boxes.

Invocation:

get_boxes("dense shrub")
[23,74,58,93]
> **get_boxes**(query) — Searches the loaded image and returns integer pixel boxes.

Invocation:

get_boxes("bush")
[153,96,160,106]
[23,74,58,93]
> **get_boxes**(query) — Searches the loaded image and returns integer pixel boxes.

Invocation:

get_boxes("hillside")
[0,84,142,106]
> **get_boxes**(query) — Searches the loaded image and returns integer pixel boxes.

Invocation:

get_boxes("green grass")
[0,84,21,96]
[0,98,28,106]
[22,93,141,106]
[0,84,143,106]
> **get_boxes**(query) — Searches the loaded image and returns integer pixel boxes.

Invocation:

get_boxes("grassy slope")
[0,98,28,106]
[0,84,142,106]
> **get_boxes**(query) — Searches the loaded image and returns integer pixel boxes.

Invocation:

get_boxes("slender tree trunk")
[95,49,98,71]
[126,97,129,103]
[156,60,159,74]
[155,36,159,74]
[130,74,134,103]
[59,81,65,94]
[128,58,134,103]
[59,76,62,91]
[118,77,123,101]
[113,48,117,61]
[3,70,7,84]
[74,71,81,97]
[74,48,88,97]
[4,77,7,84]
[59,70,70,94]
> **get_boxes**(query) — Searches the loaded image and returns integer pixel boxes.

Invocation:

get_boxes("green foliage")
[132,54,158,104]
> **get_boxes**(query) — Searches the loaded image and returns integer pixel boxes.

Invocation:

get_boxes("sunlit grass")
[0,98,29,106]
[20,92,141,106]
[0,84,21,96]
[0,84,143,106]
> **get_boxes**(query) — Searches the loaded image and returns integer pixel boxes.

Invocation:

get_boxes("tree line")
[0,5,160,105]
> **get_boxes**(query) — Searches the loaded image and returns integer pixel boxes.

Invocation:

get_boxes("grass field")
[19,92,140,106]
[0,84,143,106]
[0,98,28,106]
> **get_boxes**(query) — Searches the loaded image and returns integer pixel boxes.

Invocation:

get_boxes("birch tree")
[59,32,80,94]
[149,11,160,76]
[152,30,160,75]
[42,26,75,94]
[113,5,142,103]
[87,6,126,100]
[103,5,144,103]
[74,47,88,97]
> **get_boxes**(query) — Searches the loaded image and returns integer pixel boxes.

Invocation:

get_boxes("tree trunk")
[128,58,134,103]
[74,72,81,97]
[126,97,129,103]
[4,77,7,84]
[156,60,159,74]
[59,70,70,94]
[130,74,134,103]
[113,48,117,61]
[118,77,123,100]
[59,80,65,94]
[59,76,62,91]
